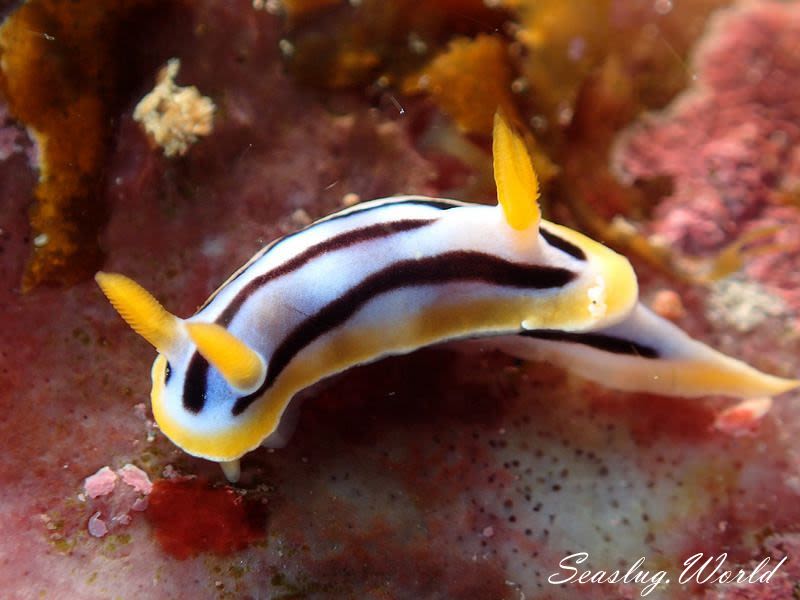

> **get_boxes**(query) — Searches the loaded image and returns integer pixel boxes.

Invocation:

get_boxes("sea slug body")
[97,113,798,481]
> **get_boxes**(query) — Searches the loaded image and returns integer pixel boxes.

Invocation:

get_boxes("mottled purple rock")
[615,1,800,319]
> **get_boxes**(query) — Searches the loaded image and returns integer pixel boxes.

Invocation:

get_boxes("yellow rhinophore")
[186,322,266,393]
[95,272,183,356]
[492,111,540,231]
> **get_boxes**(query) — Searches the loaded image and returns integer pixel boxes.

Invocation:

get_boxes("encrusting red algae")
[146,478,268,560]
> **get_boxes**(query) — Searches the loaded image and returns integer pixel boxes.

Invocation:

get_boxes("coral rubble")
[133,59,216,158]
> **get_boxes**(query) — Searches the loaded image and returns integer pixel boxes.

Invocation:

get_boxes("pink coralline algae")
[118,463,153,495]
[82,464,153,538]
[87,512,108,538]
[614,1,800,316]
[84,466,118,499]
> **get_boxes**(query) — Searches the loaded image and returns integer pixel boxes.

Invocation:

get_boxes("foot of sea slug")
[220,459,241,483]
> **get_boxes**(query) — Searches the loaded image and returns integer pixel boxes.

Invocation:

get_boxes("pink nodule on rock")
[82,464,152,538]
[87,512,108,538]
[118,464,153,495]
[84,466,118,499]
[131,497,149,512]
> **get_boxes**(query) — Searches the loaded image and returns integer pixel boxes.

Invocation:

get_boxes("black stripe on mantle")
[183,215,440,414]
[231,251,576,415]
[520,329,659,359]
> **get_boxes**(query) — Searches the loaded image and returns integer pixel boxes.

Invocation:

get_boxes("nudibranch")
[97,113,798,482]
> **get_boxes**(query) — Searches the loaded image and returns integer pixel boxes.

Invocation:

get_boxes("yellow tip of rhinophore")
[492,110,540,231]
[95,271,182,355]
[186,322,265,393]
